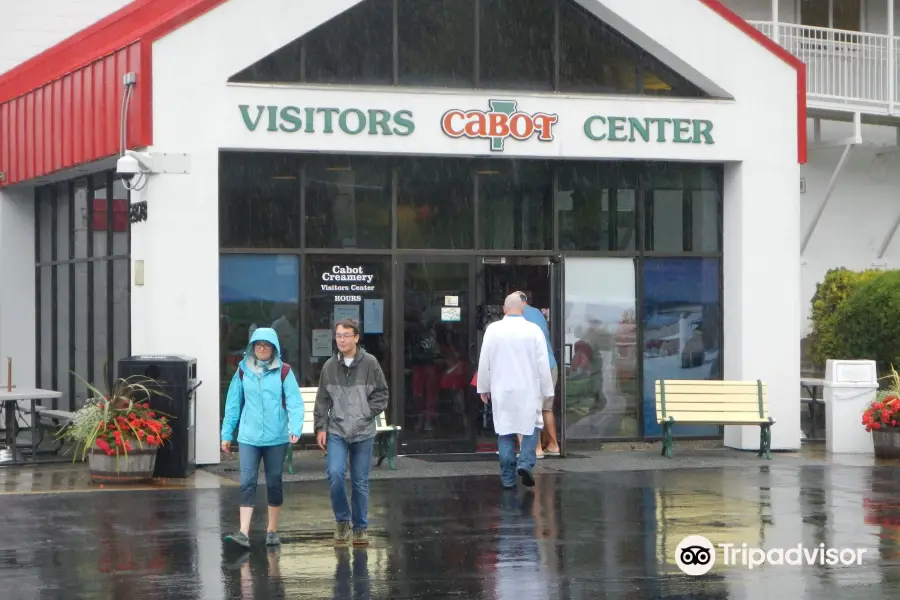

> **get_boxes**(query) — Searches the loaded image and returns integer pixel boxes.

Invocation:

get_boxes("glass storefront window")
[305,156,392,249]
[641,257,722,437]
[219,255,301,412]
[219,152,301,249]
[479,0,554,90]
[398,0,475,88]
[477,160,552,250]
[303,256,392,392]
[303,0,393,85]
[557,162,638,252]
[564,258,640,440]
[397,158,474,250]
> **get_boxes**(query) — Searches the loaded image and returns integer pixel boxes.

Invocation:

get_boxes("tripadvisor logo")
[441,100,558,152]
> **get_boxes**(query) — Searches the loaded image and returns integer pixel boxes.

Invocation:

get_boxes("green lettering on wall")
[392,110,415,136]
[628,118,650,142]
[693,119,714,144]
[339,109,367,135]
[652,118,672,142]
[583,116,607,141]
[368,109,393,135]
[317,108,340,134]
[239,105,266,131]
[304,107,316,133]
[279,106,303,133]
[607,117,628,142]
[672,119,692,143]
[266,106,279,132]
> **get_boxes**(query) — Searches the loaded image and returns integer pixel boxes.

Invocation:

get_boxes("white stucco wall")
[0,0,136,75]
[800,119,900,335]
[136,0,802,463]
[0,185,37,427]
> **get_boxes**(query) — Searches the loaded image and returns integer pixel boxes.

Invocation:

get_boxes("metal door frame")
[393,254,478,455]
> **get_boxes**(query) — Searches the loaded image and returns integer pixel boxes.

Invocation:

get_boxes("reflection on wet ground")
[2,465,900,599]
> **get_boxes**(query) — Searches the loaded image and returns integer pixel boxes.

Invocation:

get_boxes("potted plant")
[59,375,174,483]
[862,365,900,459]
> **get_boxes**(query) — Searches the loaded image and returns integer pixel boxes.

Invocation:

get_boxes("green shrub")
[808,267,880,368]
[832,269,900,375]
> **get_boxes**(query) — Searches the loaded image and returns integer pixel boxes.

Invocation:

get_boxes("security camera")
[116,154,141,176]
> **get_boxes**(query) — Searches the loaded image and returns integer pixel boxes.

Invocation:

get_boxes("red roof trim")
[698,0,807,164]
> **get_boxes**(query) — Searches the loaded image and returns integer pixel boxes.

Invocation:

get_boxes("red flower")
[136,430,146,440]
[873,422,882,430]
[96,438,111,452]
[147,436,158,445]
[105,449,115,456]
[124,441,133,451]
[149,412,156,418]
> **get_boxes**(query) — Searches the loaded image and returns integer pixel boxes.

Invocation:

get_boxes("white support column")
[890,0,895,114]
[772,0,780,42]
[0,185,37,428]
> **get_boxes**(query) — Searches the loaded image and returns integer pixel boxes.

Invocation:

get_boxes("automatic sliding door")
[397,257,476,454]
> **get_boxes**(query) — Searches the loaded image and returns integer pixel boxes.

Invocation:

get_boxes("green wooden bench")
[298,388,402,470]
[655,379,775,459]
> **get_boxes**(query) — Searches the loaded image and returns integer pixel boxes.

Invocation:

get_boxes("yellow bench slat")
[656,380,763,387]
[657,402,768,412]
[655,384,765,396]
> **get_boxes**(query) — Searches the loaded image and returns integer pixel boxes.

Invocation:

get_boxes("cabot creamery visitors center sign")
[226,88,733,160]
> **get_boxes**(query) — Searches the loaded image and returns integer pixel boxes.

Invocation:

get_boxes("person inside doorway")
[477,293,555,489]
[315,318,389,546]
[518,291,560,457]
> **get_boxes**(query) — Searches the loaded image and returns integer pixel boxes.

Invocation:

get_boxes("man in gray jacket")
[314,317,389,546]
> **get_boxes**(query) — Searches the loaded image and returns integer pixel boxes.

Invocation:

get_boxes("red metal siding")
[0,43,147,187]
[0,0,227,188]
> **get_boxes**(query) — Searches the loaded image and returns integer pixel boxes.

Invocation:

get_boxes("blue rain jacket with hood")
[221,327,304,447]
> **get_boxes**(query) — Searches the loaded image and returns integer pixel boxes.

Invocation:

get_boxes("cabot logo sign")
[440,100,558,152]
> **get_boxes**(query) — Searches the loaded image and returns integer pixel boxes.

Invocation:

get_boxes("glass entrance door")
[396,257,476,454]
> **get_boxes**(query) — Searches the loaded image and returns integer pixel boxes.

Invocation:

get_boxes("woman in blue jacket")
[221,327,304,548]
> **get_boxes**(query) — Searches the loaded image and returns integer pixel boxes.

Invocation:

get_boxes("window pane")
[303,0,393,85]
[73,262,89,408]
[40,267,52,389]
[564,258,639,440]
[397,158,474,249]
[479,0,554,90]
[113,259,130,372]
[641,52,708,98]
[558,1,638,94]
[219,152,301,249]
[73,183,89,260]
[557,162,637,252]
[92,174,109,258]
[477,160,552,250]
[57,183,70,263]
[688,166,721,252]
[38,188,53,263]
[800,0,829,27]
[305,156,392,249]
[398,0,475,87]
[641,258,722,437]
[643,165,685,252]
[220,255,301,425]
[112,179,130,255]
[304,256,391,390]
[93,258,108,391]
[57,262,70,409]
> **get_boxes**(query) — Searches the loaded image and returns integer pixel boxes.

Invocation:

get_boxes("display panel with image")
[564,258,639,440]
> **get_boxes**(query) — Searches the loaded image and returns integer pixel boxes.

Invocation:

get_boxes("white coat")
[476,314,555,436]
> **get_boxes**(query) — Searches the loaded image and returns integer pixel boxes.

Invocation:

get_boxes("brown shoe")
[352,528,369,546]
[334,521,351,545]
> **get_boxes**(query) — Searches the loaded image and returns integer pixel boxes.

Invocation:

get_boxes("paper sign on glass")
[363,299,384,334]
[444,296,459,307]
[441,307,461,322]
[312,329,333,357]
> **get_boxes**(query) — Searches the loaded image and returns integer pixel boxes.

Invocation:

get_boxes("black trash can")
[118,355,199,478]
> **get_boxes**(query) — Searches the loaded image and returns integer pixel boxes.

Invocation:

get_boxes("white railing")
[749,21,898,113]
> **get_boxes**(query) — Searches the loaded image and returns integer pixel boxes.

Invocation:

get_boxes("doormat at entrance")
[410,453,588,462]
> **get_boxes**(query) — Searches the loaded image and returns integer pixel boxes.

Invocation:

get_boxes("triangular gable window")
[229,0,710,98]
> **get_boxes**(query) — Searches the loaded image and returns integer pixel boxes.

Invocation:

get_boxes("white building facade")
[0,0,803,464]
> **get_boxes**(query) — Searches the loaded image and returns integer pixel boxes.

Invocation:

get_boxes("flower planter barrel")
[872,428,900,459]
[88,444,158,484]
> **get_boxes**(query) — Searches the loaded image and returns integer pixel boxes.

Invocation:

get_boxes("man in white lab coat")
[477,293,555,489]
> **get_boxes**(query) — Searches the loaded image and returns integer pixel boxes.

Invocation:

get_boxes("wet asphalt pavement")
[2,465,900,599]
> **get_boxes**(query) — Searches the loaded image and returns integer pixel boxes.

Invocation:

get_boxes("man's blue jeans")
[238,442,288,507]
[326,434,375,529]
[498,427,540,487]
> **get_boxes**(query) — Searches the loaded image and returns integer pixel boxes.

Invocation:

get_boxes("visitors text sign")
[239,105,415,136]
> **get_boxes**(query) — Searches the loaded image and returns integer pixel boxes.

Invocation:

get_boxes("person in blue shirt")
[518,291,560,456]
[220,327,304,548]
